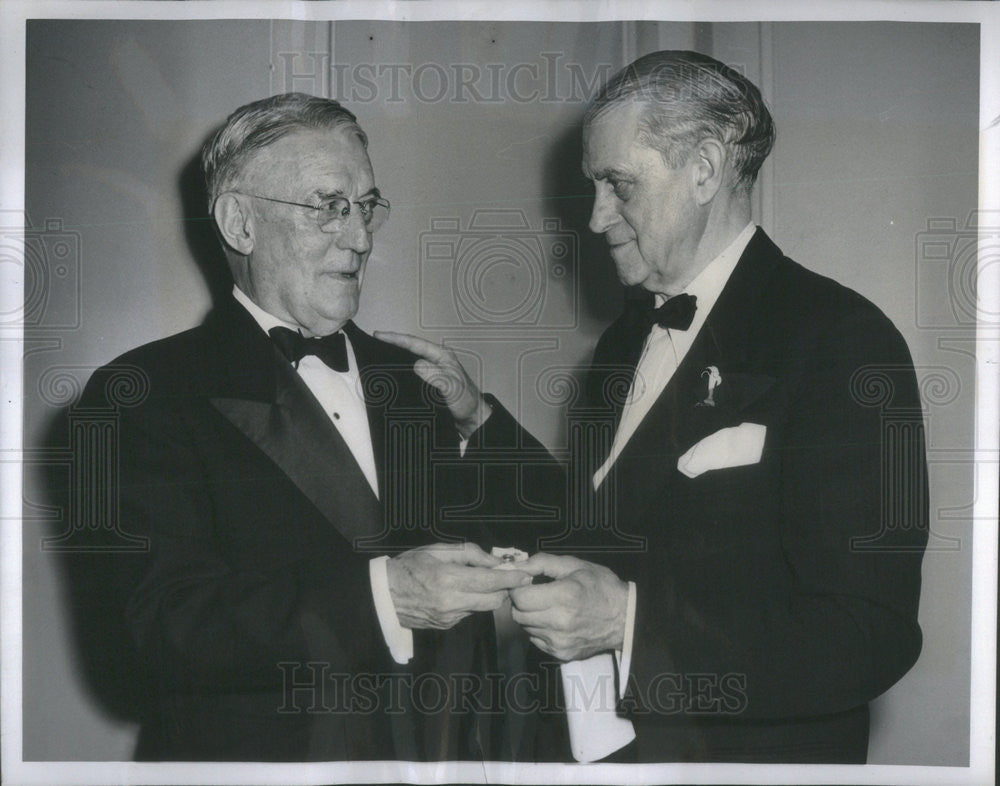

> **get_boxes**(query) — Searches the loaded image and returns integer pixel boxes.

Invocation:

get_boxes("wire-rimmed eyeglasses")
[228,191,390,232]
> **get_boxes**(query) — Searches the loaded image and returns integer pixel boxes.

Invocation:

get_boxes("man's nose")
[588,185,620,235]
[335,210,372,254]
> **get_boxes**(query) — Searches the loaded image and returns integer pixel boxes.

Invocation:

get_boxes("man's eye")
[610,181,633,200]
[321,198,350,216]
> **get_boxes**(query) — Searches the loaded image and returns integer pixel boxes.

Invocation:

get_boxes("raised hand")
[387,542,531,630]
[509,552,629,661]
[374,331,492,439]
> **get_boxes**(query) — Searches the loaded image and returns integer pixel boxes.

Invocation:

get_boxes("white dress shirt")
[233,286,413,663]
[593,221,757,490]
[564,222,756,762]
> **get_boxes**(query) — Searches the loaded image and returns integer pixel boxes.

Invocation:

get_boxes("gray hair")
[585,50,774,190]
[202,92,367,208]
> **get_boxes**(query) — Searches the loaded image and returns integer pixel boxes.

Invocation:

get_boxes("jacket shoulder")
[766,252,909,351]
[80,322,218,409]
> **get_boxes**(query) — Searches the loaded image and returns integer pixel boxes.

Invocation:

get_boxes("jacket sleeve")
[437,393,567,555]
[82,375,387,695]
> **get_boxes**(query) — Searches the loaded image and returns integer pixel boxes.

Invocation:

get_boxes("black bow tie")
[644,293,697,332]
[269,326,349,372]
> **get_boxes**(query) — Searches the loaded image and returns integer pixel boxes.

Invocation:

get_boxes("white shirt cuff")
[560,654,636,762]
[369,556,413,664]
[559,581,638,762]
[615,581,637,699]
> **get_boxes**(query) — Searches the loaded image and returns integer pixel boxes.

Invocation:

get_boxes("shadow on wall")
[541,109,625,329]
[539,108,651,426]
[36,134,231,759]
[39,405,149,749]
[178,130,233,307]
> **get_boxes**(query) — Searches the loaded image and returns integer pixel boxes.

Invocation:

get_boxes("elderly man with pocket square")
[507,50,929,764]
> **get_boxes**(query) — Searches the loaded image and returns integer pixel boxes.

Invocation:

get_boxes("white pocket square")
[677,422,766,478]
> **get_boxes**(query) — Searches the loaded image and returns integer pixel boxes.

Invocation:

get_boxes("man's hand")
[374,331,491,439]
[387,542,531,630]
[509,553,629,662]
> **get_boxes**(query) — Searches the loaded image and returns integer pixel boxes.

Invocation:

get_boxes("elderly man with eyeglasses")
[78,93,557,762]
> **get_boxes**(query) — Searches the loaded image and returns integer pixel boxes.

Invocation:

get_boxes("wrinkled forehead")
[581,101,647,177]
[244,126,374,194]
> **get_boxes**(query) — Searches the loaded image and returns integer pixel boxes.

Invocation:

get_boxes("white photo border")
[2,1,996,785]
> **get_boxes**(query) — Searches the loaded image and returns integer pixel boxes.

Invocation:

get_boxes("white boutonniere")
[696,365,723,407]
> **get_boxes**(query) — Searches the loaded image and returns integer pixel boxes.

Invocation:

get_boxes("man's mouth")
[608,239,634,251]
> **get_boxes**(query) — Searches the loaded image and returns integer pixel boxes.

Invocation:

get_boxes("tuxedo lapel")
[344,322,391,497]
[205,302,382,546]
[343,321,449,502]
[602,229,781,517]
[588,297,651,423]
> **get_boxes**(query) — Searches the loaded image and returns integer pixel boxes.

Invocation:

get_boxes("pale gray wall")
[761,22,977,766]
[22,19,977,764]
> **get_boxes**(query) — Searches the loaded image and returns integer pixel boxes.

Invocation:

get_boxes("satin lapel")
[206,304,382,546]
[344,322,390,497]
[583,297,652,474]
[345,321,437,501]
[614,306,654,428]
[603,229,781,517]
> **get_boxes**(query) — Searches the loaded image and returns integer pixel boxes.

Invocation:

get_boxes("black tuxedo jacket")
[579,229,927,762]
[79,299,552,761]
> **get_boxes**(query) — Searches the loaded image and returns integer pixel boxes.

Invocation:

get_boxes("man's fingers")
[528,635,555,656]
[520,552,586,580]
[510,606,559,630]
[457,589,512,613]
[413,359,460,395]
[454,565,532,592]
[510,558,549,577]
[413,358,441,384]
[424,541,499,568]
[374,330,448,363]
[508,580,566,611]
[458,541,502,568]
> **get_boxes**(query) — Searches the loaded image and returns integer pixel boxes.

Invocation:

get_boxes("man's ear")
[213,193,254,256]
[691,137,728,206]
